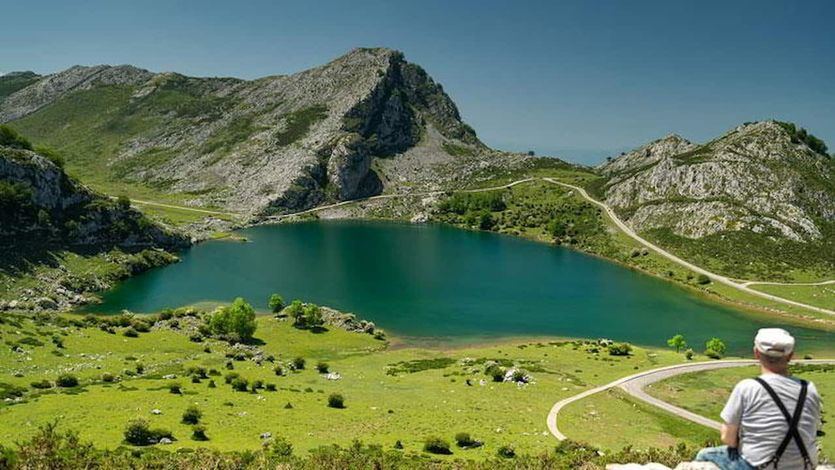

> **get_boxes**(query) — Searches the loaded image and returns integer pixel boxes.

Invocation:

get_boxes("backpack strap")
[753,377,813,469]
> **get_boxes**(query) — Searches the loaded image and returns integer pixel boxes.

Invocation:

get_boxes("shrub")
[454,432,479,448]
[0,125,33,150]
[101,373,116,383]
[30,379,52,389]
[705,337,727,358]
[696,274,711,285]
[705,349,722,359]
[181,406,202,425]
[497,445,516,458]
[268,293,285,313]
[274,365,285,376]
[224,373,240,384]
[191,425,208,441]
[423,436,452,455]
[327,393,345,409]
[251,380,264,391]
[135,364,145,374]
[270,436,293,458]
[316,362,329,374]
[485,363,505,382]
[291,357,305,370]
[684,349,695,360]
[168,382,182,394]
[231,378,249,392]
[123,419,174,446]
[265,383,277,392]
[607,342,633,356]
[208,380,216,388]
[122,327,139,338]
[394,440,404,449]
[56,374,79,388]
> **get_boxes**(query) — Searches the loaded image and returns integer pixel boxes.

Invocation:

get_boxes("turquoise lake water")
[87,220,835,354]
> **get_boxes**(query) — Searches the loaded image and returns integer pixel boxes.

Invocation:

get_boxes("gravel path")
[547,359,835,441]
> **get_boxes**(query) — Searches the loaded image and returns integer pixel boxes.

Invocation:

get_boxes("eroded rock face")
[2,48,497,217]
[0,147,188,249]
[598,121,835,242]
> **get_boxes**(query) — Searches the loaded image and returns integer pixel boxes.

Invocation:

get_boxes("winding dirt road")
[542,178,835,317]
[546,359,835,441]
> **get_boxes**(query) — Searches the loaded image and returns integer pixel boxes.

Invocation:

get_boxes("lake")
[87,220,835,354]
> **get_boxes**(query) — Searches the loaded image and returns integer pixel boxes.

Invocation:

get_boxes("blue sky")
[2,0,833,164]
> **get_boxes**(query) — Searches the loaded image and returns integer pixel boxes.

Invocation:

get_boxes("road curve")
[547,359,835,440]
[542,178,835,317]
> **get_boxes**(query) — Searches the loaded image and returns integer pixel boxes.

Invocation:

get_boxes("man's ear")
[753,347,760,360]
[786,351,794,362]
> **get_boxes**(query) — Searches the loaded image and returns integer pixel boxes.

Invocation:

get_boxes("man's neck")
[761,365,789,376]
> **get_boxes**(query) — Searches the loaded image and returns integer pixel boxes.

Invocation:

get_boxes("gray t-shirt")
[721,373,821,468]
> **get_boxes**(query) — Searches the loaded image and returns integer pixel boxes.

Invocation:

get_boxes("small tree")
[181,405,202,425]
[208,298,257,343]
[705,337,727,358]
[302,303,324,329]
[168,382,182,394]
[316,362,329,374]
[291,357,305,370]
[667,334,687,353]
[286,300,305,327]
[268,294,285,313]
[327,393,345,409]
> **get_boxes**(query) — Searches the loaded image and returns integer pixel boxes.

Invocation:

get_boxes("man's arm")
[720,382,746,448]
[720,423,739,447]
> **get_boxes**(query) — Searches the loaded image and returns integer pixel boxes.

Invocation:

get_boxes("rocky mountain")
[1,48,515,216]
[0,127,188,250]
[595,121,834,278]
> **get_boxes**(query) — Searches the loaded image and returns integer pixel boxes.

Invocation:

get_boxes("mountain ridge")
[1,48,519,217]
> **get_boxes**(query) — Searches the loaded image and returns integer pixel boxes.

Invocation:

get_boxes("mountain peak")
[600,133,695,175]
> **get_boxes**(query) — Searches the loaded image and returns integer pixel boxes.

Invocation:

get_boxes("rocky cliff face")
[0,145,188,250]
[597,121,835,242]
[1,48,501,216]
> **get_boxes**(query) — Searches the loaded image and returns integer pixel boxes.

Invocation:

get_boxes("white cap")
[754,328,795,357]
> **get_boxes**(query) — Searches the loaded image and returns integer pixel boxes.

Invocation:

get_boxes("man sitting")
[695,328,822,469]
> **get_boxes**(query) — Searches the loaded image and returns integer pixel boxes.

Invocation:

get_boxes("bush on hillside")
[454,432,481,448]
[123,419,174,446]
[423,436,452,455]
[497,445,516,458]
[327,393,345,409]
[56,374,78,388]
[0,125,33,150]
[191,425,208,441]
[181,405,202,425]
[270,436,294,458]
[607,342,633,356]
